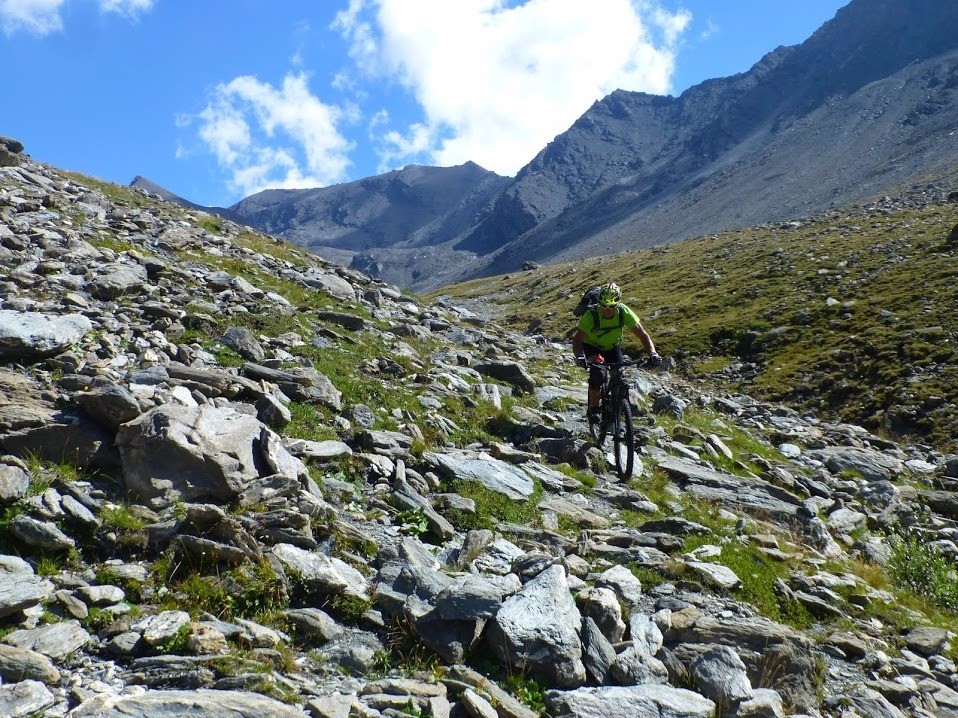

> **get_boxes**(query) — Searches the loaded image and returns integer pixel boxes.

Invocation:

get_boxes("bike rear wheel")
[612,396,634,479]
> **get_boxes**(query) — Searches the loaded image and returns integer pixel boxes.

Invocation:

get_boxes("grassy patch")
[230,560,289,620]
[81,607,118,632]
[197,215,225,234]
[35,555,68,576]
[708,540,815,629]
[324,593,373,624]
[443,480,543,531]
[629,565,669,592]
[554,463,597,490]
[155,558,288,623]
[234,231,310,267]
[652,408,786,477]
[432,202,958,452]
[503,672,547,715]
[292,339,415,413]
[155,625,192,654]
[179,250,345,321]
[100,504,149,553]
[383,614,443,673]
[87,233,141,254]
[285,403,340,441]
[888,534,958,611]
[205,342,246,368]
[22,455,80,493]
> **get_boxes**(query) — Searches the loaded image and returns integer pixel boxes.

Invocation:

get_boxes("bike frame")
[587,359,639,429]
[585,359,640,479]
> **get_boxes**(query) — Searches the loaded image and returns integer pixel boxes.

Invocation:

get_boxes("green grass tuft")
[889,534,958,611]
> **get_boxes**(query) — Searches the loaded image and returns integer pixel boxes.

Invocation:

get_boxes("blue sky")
[1,0,850,208]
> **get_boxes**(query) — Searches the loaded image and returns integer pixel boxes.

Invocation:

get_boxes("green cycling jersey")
[577,304,640,350]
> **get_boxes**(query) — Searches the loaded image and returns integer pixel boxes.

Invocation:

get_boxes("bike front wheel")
[612,396,634,479]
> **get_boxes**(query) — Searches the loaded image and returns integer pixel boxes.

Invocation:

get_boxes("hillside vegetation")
[435,192,958,452]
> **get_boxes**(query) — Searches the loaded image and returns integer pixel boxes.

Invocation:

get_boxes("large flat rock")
[66,688,309,717]
[0,310,91,358]
[545,685,715,718]
[656,455,804,523]
[424,451,535,500]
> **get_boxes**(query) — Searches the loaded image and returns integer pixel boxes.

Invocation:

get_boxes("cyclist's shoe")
[587,407,601,423]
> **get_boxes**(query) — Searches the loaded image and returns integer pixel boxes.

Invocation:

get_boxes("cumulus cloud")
[196,73,357,197]
[1,0,152,35]
[0,0,65,35]
[335,0,691,176]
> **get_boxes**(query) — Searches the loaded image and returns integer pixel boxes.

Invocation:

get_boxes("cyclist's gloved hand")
[589,354,604,365]
[574,355,587,368]
[648,352,662,368]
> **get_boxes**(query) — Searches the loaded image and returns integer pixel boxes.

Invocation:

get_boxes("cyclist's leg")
[583,342,605,413]
[599,346,625,420]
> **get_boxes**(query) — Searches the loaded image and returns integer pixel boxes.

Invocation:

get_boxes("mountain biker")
[572,282,661,422]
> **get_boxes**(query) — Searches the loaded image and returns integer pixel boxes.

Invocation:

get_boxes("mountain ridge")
[134,0,958,292]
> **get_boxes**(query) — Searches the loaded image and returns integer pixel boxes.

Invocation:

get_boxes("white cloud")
[196,73,356,197]
[0,0,65,35]
[338,0,691,176]
[0,0,152,35]
[98,0,153,19]
[700,18,719,41]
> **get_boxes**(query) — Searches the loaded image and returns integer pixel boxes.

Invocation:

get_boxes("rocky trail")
[1,136,958,717]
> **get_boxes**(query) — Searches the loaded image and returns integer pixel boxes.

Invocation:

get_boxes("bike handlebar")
[583,358,653,369]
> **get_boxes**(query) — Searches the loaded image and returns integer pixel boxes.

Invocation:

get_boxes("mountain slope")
[436,185,958,452]
[140,0,958,292]
[226,162,509,275]
[7,138,958,718]
[474,0,958,274]
[130,175,242,223]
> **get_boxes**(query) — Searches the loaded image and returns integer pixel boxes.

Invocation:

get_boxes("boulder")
[691,645,753,704]
[0,644,61,684]
[0,464,29,502]
[474,359,536,394]
[805,446,903,482]
[87,261,148,299]
[0,310,91,359]
[0,408,120,469]
[303,271,356,300]
[117,405,300,503]
[0,680,55,717]
[3,621,91,660]
[0,564,53,618]
[487,564,586,688]
[545,685,715,718]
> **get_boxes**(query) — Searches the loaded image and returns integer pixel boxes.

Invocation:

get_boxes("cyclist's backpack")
[572,286,602,317]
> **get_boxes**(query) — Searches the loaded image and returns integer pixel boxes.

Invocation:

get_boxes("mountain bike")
[585,358,643,480]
